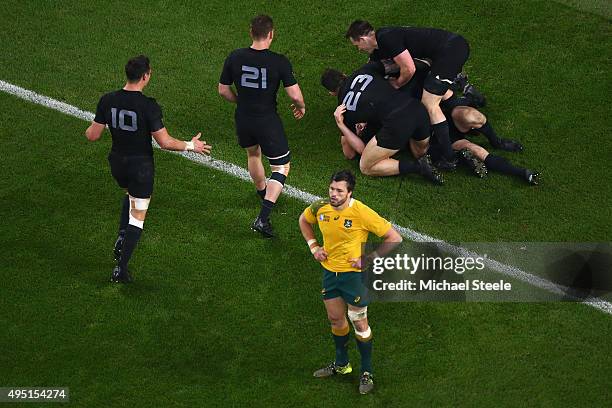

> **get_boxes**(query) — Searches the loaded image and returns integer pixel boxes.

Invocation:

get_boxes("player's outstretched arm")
[85,121,105,141]
[285,84,305,119]
[152,128,212,155]
[334,104,365,156]
[218,83,237,103]
[389,50,416,89]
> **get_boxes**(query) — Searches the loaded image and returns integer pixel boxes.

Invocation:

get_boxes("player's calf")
[113,196,149,282]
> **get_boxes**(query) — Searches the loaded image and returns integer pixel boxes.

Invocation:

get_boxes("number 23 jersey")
[219,47,297,117]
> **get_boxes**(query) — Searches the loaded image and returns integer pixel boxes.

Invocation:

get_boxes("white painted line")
[2,79,610,316]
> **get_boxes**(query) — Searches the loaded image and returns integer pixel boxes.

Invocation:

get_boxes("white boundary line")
[2,79,610,316]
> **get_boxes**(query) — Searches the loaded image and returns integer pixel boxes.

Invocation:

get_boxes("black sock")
[484,155,525,177]
[258,199,275,222]
[118,195,129,234]
[427,144,444,162]
[475,122,501,145]
[432,121,453,159]
[256,187,267,200]
[399,159,420,175]
[119,224,142,268]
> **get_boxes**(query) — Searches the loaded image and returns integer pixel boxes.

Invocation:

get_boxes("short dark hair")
[330,170,356,192]
[321,69,347,93]
[125,55,150,83]
[345,20,374,40]
[250,15,274,40]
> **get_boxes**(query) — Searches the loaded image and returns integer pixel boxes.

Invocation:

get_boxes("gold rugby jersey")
[303,198,391,272]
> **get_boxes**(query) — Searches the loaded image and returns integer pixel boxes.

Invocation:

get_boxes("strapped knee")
[129,196,150,229]
[348,307,372,340]
[269,163,289,187]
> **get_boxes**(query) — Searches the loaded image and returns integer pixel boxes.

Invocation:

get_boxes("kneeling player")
[298,170,402,394]
[85,55,211,282]
[321,67,443,184]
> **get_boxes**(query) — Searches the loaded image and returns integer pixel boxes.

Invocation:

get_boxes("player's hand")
[192,132,212,155]
[313,247,328,262]
[355,122,366,136]
[334,104,347,125]
[290,103,305,120]
[349,257,363,269]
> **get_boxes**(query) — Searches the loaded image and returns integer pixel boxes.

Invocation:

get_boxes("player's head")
[329,170,355,208]
[125,55,151,85]
[346,20,377,53]
[250,14,274,41]
[321,69,347,96]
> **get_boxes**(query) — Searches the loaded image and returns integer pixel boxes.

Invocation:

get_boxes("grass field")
[1,1,611,407]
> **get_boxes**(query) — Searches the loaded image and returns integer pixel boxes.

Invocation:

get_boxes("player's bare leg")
[246,145,267,199]
[360,137,442,184]
[409,137,430,159]
[452,105,523,151]
[452,139,538,184]
[314,297,353,378]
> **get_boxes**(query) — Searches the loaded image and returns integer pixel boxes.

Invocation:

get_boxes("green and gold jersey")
[302,198,392,273]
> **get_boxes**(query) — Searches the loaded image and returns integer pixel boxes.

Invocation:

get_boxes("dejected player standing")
[219,14,306,238]
[298,170,402,394]
[85,55,211,283]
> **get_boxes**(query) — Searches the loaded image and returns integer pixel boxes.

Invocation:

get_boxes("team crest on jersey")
[344,219,353,228]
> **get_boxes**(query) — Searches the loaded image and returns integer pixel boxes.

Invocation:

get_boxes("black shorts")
[424,35,470,96]
[108,152,154,198]
[235,112,291,165]
[377,98,431,150]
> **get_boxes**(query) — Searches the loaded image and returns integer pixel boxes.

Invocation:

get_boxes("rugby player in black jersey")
[321,64,443,184]
[85,55,211,283]
[346,20,471,171]
[219,15,306,238]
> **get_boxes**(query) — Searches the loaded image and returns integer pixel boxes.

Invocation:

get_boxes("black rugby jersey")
[220,47,297,116]
[94,89,163,156]
[371,26,456,61]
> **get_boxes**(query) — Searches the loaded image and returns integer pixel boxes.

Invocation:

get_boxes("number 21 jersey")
[219,48,297,117]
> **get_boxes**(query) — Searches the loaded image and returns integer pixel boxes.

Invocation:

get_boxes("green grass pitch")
[1,1,611,406]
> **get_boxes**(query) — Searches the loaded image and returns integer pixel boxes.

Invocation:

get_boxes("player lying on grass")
[299,170,402,395]
[436,96,540,184]
[85,55,211,283]
[321,65,443,185]
[332,96,538,185]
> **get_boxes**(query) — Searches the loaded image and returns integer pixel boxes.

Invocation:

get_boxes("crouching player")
[298,170,402,394]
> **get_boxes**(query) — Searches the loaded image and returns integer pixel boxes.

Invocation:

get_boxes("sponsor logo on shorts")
[354,296,361,303]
